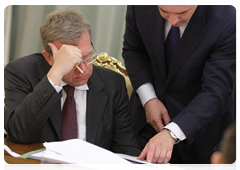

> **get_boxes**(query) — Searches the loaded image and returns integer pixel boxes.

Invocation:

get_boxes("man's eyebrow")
[82,49,92,58]
[158,7,191,14]
[158,7,168,13]
[177,9,190,14]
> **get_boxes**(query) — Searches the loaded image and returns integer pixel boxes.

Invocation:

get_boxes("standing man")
[5,9,141,156]
[122,5,235,163]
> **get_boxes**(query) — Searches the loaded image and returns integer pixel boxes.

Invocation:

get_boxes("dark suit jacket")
[4,53,141,156]
[122,5,236,163]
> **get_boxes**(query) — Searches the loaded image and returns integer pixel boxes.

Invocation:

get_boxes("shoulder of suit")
[6,53,45,68]
[5,53,47,80]
[196,5,235,23]
[128,5,158,16]
[92,65,124,81]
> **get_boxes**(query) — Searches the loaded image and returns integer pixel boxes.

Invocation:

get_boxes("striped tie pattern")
[165,26,180,73]
[62,85,78,140]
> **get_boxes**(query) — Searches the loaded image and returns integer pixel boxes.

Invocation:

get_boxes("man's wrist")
[47,76,62,93]
[166,129,180,144]
[47,68,63,86]
[163,122,186,142]
[136,83,157,106]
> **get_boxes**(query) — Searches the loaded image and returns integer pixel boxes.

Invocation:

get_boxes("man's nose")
[78,62,87,73]
[168,14,180,26]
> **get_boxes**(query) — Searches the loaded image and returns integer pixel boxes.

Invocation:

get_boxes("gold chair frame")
[93,52,133,98]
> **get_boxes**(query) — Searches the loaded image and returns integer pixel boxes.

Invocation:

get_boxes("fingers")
[155,149,171,163]
[138,132,174,164]
[138,140,165,163]
[146,141,155,163]
[137,143,148,160]
[154,117,165,133]
[163,150,172,163]
[148,110,167,133]
[48,43,82,63]
[48,42,59,55]
[162,110,171,125]
[152,144,161,163]
[152,118,164,133]
[147,117,158,133]
[48,43,83,77]
[144,98,170,132]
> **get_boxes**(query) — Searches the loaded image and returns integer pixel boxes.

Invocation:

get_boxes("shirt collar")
[165,20,189,40]
[60,81,89,91]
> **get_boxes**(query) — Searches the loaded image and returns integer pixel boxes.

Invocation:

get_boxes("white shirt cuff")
[47,76,62,93]
[163,122,186,141]
[136,83,157,106]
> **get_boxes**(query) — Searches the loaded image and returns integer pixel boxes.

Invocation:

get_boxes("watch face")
[170,131,180,144]
[170,131,177,140]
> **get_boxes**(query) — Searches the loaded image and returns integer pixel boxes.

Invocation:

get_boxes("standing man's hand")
[144,98,171,132]
[138,129,175,163]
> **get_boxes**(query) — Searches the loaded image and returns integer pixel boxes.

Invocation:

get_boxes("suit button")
[165,91,170,95]
[44,93,48,98]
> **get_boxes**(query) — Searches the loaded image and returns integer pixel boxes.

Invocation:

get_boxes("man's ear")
[42,50,54,66]
[211,151,225,164]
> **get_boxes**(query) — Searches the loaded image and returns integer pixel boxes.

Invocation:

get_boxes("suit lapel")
[49,102,62,140]
[86,66,108,144]
[148,6,167,83]
[38,59,51,80]
[166,8,207,87]
[39,56,62,140]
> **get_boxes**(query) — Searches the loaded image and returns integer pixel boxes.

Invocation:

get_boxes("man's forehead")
[158,5,194,14]
[52,40,75,48]
[52,40,92,56]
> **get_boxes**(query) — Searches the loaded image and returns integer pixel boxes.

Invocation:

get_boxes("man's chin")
[68,80,88,87]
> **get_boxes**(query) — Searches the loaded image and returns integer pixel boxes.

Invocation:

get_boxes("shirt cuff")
[47,76,62,93]
[136,83,157,106]
[163,122,186,141]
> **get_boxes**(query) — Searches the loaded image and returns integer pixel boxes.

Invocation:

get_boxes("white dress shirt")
[136,21,189,142]
[47,77,89,141]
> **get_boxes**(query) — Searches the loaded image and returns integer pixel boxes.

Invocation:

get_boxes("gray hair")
[40,9,91,53]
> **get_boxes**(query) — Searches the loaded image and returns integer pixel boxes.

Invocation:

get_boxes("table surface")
[4,138,206,170]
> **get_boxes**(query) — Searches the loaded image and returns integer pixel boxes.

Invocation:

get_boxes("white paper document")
[117,154,170,168]
[42,139,131,164]
[5,139,190,170]
[116,153,170,167]
[4,145,20,157]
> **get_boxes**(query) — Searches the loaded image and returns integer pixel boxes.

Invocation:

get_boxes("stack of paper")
[6,142,189,170]
[116,154,172,168]
[41,139,131,164]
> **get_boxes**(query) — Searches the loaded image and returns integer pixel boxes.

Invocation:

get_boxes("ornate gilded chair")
[93,52,133,98]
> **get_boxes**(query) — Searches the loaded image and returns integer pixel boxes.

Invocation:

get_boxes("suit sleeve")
[122,5,154,90]
[173,18,236,145]
[4,61,61,143]
[110,75,141,156]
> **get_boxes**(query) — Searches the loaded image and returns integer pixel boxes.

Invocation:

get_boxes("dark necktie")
[165,26,180,73]
[62,85,78,140]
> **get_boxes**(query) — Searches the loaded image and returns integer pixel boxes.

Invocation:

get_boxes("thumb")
[48,42,58,55]
[137,143,148,160]
[162,111,171,126]
[155,118,164,133]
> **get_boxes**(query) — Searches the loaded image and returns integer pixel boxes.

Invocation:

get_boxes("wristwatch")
[168,130,180,144]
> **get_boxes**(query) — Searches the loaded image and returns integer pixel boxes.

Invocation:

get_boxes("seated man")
[210,123,236,164]
[4,9,141,156]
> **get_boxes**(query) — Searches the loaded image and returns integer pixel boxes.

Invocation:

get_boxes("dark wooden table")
[4,138,204,170]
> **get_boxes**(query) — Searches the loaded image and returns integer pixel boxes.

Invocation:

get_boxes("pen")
[75,64,83,73]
